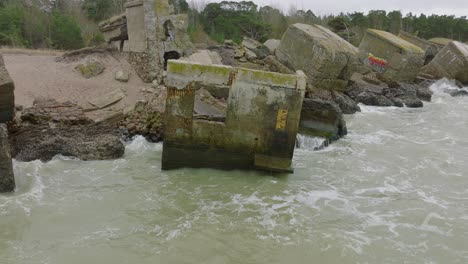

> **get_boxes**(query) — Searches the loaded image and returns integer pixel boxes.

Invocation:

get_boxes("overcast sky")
[196,0,468,16]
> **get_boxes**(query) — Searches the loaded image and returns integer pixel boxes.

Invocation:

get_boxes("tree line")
[1,0,467,50]
[191,1,468,46]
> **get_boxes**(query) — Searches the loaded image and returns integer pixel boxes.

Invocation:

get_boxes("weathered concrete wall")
[358,29,425,82]
[421,41,468,85]
[126,0,147,52]
[126,0,193,83]
[0,124,15,193]
[0,54,15,123]
[277,23,359,91]
[162,60,306,173]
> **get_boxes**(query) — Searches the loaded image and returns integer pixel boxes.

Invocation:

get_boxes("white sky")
[194,0,468,17]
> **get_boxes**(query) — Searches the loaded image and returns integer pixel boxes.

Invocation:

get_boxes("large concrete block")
[162,60,307,173]
[421,41,468,85]
[125,0,147,52]
[0,54,15,123]
[276,23,359,91]
[358,29,425,82]
[0,124,15,193]
[398,31,442,64]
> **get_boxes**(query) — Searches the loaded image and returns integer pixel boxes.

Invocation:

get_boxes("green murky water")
[1,80,468,263]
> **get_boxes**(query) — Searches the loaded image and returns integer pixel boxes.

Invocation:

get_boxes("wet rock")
[0,124,15,193]
[277,23,359,91]
[450,89,468,97]
[417,86,434,102]
[332,91,361,114]
[115,70,129,82]
[10,125,124,162]
[75,60,105,78]
[403,98,424,108]
[300,98,347,141]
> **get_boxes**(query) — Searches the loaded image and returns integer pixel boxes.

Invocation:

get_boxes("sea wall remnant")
[162,60,306,173]
[421,41,468,85]
[276,23,359,91]
[358,29,425,82]
[0,124,15,193]
[0,54,15,123]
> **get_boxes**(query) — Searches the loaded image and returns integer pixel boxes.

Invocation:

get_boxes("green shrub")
[50,12,85,50]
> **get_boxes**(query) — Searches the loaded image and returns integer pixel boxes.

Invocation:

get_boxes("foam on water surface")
[1,80,468,263]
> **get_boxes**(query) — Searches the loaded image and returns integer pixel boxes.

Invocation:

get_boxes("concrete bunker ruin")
[358,29,425,82]
[162,60,307,173]
[421,41,468,85]
[99,0,193,82]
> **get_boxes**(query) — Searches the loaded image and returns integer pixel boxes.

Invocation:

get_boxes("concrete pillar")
[0,123,15,193]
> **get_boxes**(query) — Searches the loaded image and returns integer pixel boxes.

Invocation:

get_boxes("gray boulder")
[277,23,359,91]
[0,124,15,193]
[264,39,280,54]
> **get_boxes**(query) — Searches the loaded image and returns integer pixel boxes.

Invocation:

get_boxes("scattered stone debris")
[75,60,106,78]
[420,41,468,85]
[277,23,360,91]
[59,45,117,62]
[358,29,425,82]
[0,124,15,193]
[115,70,130,82]
[0,54,15,123]
[119,88,166,143]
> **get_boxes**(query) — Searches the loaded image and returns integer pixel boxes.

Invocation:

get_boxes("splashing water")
[1,80,468,263]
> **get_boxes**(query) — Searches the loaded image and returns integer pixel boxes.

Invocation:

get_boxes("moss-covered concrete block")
[162,60,307,173]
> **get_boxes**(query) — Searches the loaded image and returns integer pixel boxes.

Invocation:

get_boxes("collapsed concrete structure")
[162,60,306,173]
[398,31,442,64]
[358,29,425,82]
[99,0,194,82]
[0,124,15,193]
[276,23,359,91]
[421,41,468,85]
[0,55,15,123]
